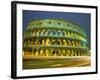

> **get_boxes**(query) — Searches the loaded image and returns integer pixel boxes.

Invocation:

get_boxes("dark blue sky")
[23,10,91,49]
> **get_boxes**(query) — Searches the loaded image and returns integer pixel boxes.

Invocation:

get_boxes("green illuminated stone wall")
[23,19,90,56]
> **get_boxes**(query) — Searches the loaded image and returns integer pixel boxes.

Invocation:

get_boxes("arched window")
[57,39,61,45]
[52,50,55,54]
[62,31,65,36]
[48,31,51,35]
[39,31,41,35]
[40,29,45,35]
[76,51,79,56]
[39,39,42,45]
[52,50,57,56]
[39,30,43,35]
[43,31,46,35]
[51,39,56,45]
[52,31,56,35]
[57,31,60,35]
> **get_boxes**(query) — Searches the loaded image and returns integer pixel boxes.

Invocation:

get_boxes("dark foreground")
[23,56,91,69]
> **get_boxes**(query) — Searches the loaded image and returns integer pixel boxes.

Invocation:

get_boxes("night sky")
[23,10,91,49]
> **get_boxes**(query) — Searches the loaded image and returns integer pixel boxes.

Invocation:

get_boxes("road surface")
[23,56,91,69]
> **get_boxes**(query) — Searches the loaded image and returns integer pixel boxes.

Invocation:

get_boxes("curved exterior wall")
[23,19,90,57]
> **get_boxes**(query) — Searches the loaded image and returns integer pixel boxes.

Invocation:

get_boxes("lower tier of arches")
[23,49,90,56]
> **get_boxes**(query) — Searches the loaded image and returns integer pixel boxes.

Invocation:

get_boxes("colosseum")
[23,18,90,60]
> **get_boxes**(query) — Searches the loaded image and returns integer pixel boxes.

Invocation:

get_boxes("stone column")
[63,39,67,45]
[71,50,74,56]
[46,50,49,56]
[42,39,45,45]
[68,40,71,46]
[36,50,39,56]
[40,49,44,56]
[46,39,50,45]
[72,41,75,46]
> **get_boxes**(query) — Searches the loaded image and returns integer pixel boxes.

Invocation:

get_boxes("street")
[23,56,91,69]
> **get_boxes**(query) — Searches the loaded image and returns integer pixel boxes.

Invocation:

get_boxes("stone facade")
[23,19,90,57]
